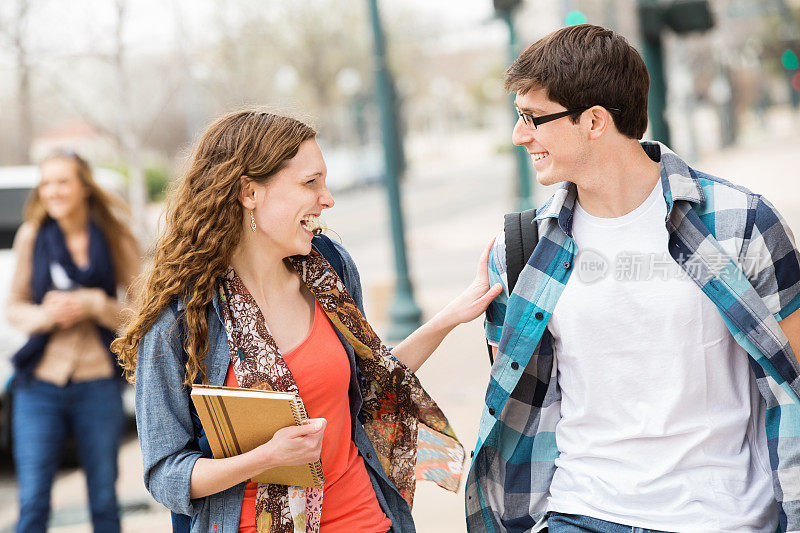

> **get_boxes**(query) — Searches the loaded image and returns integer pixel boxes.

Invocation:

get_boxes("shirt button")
[535,312,544,320]
[488,407,495,416]
[562,260,571,270]
[511,361,519,370]
[366,452,372,459]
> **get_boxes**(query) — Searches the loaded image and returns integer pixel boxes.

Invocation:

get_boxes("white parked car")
[0,165,130,452]
[319,143,385,193]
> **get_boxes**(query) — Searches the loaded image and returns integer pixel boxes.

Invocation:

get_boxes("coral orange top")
[228,300,392,533]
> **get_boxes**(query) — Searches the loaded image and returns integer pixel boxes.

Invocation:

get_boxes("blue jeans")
[547,512,674,533]
[13,378,124,533]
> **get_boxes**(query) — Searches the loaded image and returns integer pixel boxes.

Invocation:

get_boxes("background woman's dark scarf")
[11,218,117,383]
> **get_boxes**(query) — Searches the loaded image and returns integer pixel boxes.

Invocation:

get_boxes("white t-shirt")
[546,180,778,532]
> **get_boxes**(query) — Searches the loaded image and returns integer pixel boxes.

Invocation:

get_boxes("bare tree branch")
[41,76,124,146]
[9,0,33,164]
[139,78,183,146]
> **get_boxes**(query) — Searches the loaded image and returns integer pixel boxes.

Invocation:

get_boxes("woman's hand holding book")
[256,418,327,469]
[189,417,326,498]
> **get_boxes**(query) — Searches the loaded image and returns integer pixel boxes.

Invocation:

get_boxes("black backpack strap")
[504,208,538,294]
[488,208,538,365]
[311,234,345,281]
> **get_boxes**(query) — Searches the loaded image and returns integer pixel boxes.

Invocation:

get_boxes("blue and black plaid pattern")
[467,142,800,533]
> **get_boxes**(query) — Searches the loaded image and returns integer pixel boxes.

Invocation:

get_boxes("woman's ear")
[238,175,258,209]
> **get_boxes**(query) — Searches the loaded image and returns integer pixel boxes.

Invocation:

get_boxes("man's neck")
[573,140,661,219]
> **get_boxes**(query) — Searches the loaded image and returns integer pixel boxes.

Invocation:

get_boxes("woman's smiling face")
[38,158,89,221]
[249,139,334,257]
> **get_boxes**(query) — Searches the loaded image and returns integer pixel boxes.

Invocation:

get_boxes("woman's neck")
[229,237,297,300]
[54,206,89,237]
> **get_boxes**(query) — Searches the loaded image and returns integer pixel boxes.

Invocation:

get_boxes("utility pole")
[366,0,422,340]
[494,0,534,211]
[638,0,714,146]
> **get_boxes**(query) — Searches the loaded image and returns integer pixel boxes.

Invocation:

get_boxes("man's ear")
[586,106,612,140]
[238,175,258,210]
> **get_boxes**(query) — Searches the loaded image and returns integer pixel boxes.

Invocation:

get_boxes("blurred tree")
[145,164,171,202]
[196,0,426,147]
[0,0,34,164]
[42,0,183,238]
[0,0,439,185]
[229,0,372,144]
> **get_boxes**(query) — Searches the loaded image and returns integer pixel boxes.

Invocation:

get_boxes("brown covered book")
[190,384,324,488]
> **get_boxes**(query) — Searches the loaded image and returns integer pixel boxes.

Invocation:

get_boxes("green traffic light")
[565,10,587,26]
[782,49,799,70]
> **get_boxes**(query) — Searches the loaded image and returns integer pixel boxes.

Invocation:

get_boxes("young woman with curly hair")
[7,150,141,533]
[113,110,501,533]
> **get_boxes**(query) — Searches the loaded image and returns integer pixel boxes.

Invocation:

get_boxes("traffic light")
[663,0,714,33]
[784,49,800,95]
[640,0,714,40]
[782,49,799,71]
[565,10,588,26]
[493,0,523,14]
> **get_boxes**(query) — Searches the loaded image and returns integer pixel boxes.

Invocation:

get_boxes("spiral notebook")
[190,384,324,488]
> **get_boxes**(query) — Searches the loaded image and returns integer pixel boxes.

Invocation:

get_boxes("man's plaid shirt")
[467,142,800,533]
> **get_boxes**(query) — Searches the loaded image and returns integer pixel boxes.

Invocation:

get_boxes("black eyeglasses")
[515,106,621,129]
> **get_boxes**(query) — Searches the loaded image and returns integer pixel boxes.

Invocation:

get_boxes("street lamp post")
[639,0,671,146]
[638,0,714,146]
[366,0,422,340]
[495,2,534,211]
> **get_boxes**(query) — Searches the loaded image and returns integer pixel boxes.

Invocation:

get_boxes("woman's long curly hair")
[112,110,316,384]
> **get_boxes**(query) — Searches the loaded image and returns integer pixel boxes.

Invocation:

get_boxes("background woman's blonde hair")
[112,110,316,385]
[25,150,137,284]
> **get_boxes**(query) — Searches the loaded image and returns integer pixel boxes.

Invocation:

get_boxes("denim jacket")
[135,240,415,532]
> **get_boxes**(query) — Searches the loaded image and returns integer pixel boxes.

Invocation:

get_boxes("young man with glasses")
[467,24,800,533]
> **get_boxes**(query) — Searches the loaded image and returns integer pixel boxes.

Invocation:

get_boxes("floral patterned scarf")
[217,250,464,533]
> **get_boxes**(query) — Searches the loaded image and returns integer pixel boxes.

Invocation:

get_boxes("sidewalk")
[695,111,800,232]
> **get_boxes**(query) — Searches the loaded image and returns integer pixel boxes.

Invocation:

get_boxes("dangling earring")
[250,210,257,233]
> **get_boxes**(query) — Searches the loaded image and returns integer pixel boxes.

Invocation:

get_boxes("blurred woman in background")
[6,150,141,533]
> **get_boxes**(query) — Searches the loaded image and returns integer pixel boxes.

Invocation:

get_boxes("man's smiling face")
[512,87,590,187]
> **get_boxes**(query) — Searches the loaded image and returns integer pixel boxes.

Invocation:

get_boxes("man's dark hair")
[504,24,649,139]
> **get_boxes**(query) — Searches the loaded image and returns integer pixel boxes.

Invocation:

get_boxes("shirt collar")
[534,140,705,236]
